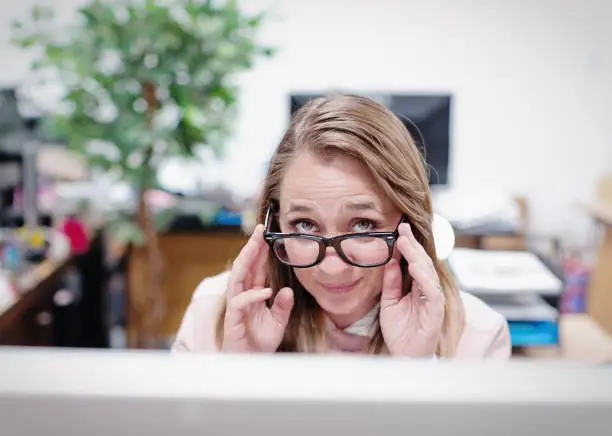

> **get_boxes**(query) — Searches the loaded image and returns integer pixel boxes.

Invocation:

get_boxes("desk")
[521,314,612,363]
[0,231,108,347]
[0,258,71,346]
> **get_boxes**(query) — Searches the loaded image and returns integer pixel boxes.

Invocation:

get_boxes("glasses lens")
[273,237,320,266]
[340,236,390,267]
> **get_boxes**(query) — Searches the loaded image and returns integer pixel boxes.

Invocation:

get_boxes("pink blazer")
[172,271,512,359]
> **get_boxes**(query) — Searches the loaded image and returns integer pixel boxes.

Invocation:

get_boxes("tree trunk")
[132,80,165,349]
[135,188,164,348]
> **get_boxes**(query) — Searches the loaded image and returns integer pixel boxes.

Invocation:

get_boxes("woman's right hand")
[222,224,294,353]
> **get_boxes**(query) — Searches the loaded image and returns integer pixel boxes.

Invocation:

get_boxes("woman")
[173,94,511,359]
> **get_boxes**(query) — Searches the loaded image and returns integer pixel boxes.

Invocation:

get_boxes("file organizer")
[448,248,564,348]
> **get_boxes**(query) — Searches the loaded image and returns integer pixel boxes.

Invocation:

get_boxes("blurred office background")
[0,0,611,361]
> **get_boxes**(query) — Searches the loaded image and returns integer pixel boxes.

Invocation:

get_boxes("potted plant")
[12,0,274,348]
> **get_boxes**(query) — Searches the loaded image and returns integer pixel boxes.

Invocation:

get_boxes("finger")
[228,224,265,298]
[409,262,443,304]
[397,224,433,267]
[396,234,416,262]
[381,259,403,309]
[269,287,294,329]
[251,242,269,289]
[398,223,431,256]
[225,287,272,329]
[398,222,419,245]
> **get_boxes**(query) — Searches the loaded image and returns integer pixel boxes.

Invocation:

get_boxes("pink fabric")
[60,217,89,254]
[172,271,512,359]
[327,328,369,352]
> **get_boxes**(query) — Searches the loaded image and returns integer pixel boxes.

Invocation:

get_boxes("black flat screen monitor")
[289,93,451,185]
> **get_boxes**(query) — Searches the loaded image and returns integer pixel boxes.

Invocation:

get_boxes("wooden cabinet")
[127,228,248,346]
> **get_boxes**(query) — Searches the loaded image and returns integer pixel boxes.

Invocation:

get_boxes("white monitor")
[0,348,611,436]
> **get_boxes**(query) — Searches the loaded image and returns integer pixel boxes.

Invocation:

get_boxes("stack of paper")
[478,293,559,322]
[448,248,563,295]
[432,187,520,233]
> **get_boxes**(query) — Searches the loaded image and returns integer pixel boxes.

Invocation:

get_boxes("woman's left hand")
[380,222,445,358]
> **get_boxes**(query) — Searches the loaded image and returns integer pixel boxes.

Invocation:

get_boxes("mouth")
[320,278,361,295]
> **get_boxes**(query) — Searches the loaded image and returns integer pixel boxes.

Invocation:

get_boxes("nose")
[317,246,351,275]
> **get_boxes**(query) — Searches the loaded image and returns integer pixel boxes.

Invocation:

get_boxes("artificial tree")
[12,0,273,347]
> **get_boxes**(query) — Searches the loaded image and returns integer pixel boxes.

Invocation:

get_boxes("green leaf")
[247,12,266,28]
[13,36,38,48]
[12,0,276,192]
[32,6,44,21]
[107,219,146,246]
[153,206,179,231]
[196,205,219,228]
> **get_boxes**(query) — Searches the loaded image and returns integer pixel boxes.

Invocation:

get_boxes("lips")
[320,279,361,294]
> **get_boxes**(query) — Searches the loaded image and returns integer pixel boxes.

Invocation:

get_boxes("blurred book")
[506,321,559,347]
[448,248,563,295]
[432,187,520,234]
[479,293,558,321]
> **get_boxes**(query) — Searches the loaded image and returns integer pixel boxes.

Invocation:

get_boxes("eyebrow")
[343,200,380,212]
[285,200,380,214]
[286,203,314,213]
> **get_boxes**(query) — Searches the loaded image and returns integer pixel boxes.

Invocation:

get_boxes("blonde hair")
[216,94,464,357]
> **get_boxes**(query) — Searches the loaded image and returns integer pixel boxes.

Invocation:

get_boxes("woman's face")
[278,151,402,329]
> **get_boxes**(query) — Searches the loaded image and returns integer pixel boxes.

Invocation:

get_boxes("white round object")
[432,213,455,260]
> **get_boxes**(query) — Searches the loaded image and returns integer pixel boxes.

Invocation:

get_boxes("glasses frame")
[263,205,407,269]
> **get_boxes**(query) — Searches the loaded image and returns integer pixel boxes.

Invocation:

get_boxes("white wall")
[2,0,611,239]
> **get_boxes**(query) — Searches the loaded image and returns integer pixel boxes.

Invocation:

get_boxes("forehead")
[278,151,391,211]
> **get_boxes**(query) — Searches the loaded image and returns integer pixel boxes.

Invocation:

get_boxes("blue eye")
[352,219,377,233]
[291,220,319,234]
